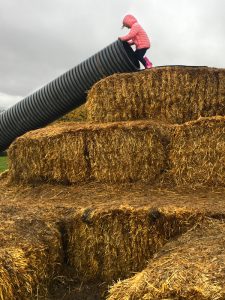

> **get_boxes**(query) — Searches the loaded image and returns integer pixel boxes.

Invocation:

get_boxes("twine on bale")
[86,66,225,124]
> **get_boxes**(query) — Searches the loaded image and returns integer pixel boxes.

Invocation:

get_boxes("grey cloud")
[0,92,22,109]
[0,0,224,108]
[131,0,225,66]
[0,0,131,100]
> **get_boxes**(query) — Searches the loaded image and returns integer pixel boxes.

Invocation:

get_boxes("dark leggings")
[134,48,148,67]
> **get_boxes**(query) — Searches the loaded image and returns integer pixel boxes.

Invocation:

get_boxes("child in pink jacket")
[119,14,152,69]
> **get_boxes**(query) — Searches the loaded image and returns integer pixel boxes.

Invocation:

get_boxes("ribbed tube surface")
[0,40,140,151]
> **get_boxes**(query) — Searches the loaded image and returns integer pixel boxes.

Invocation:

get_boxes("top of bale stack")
[86,66,225,124]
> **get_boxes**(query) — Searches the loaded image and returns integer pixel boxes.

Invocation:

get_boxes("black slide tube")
[0,40,139,151]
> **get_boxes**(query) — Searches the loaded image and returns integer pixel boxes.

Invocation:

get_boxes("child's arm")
[119,24,139,42]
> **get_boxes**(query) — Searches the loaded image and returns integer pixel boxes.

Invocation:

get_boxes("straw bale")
[8,121,169,184]
[107,218,225,300]
[0,218,62,300]
[66,206,201,283]
[58,104,87,122]
[86,66,225,124]
[0,170,8,181]
[169,116,225,186]
[8,124,88,184]
[87,121,169,183]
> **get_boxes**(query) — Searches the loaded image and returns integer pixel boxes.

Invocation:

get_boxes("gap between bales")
[65,206,201,283]
[107,218,225,300]
[1,204,225,300]
[0,201,204,300]
[0,180,225,299]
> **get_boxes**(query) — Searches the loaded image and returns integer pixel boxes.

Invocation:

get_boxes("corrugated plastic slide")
[0,40,140,151]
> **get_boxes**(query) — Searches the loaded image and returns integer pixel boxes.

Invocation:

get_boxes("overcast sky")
[0,0,224,109]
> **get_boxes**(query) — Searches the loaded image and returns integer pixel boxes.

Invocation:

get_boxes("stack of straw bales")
[169,116,225,186]
[86,67,225,124]
[8,115,225,187]
[66,206,201,282]
[107,218,225,300]
[7,66,225,187]
[8,121,170,184]
[0,218,62,299]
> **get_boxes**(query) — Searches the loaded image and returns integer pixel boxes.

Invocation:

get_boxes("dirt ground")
[0,178,224,299]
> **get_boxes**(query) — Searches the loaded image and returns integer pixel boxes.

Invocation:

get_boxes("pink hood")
[120,14,150,49]
[123,14,137,28]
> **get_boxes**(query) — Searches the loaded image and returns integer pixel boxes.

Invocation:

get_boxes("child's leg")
[134,49,147,68]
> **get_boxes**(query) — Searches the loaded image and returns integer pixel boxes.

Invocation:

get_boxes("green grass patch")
[0,156,8,172]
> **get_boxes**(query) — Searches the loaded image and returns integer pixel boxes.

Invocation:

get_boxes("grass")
[0,156,8,173]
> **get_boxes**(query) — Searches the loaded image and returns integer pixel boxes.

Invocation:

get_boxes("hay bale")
[87,121,169,183]
[169,116,225,186]
[58,104,87,122]
[86,66,225,124]
[66,206,201,282]
[0,218,62,299]
[107,218,225,300]
[0,170,8,181]
[8,121,169,184]
[0,248,29,300]
[0,246,57,300]
[8,124,88,184]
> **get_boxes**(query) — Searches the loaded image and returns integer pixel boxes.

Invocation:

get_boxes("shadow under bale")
[65,206,202,283]
[107,218,225,300]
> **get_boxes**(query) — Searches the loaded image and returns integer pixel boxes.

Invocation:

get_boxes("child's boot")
[144,57,153,69]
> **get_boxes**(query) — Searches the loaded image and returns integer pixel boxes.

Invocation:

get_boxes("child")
[119,14,152,69]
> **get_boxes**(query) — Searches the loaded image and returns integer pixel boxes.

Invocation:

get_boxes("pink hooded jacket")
[119,15,150,49]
